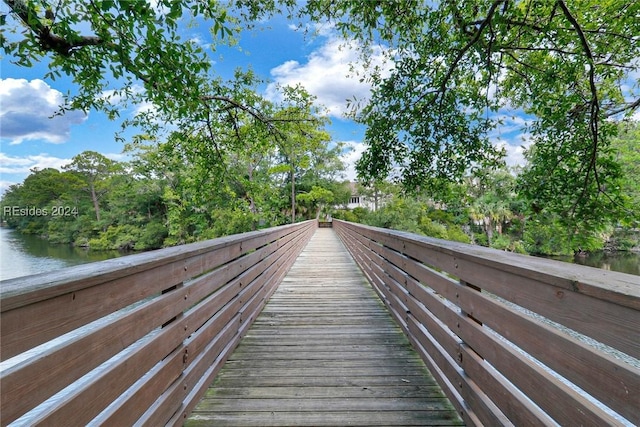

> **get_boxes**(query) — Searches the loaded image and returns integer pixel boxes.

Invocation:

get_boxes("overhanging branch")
[5,0,105,55]
[557,0,601,216]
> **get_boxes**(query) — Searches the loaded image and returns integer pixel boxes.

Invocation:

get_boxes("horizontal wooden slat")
[152,227,311,426]
[0,223,308,309]
[143,316,243,427]
[334,220,640,427]
[174,230,311,425]
[0,222,311,361]
[353,224,640,423]
[188,410,462,427]
[0,259,187,360]
[339,231,500,426]
[0,221,315,427]
[90,345,186,426]
[348,222,640,358]
[7,217,635,427]
[346,223,640,308]
[185,228,463,426]
[0,287,188,424]
[406,318,529,427]
[2,225,310,425]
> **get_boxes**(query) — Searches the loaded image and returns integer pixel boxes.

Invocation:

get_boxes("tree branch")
[557,1,601,216]
[425,0,506,107]
[202,95,272,126]
[5,0,105,56]
[605,98,640,117]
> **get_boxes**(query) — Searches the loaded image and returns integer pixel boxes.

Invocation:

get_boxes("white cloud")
[340,140,366,182]
[488,111,535,168]
[0,153,71,175]
[133,100,158,116]
[0,180,16,196]
[99,88,126,106]
[0,153,72,195]
[0,79,87,144]
[0,152,127,195]
[266,37,391,118]
[493,132,534,169]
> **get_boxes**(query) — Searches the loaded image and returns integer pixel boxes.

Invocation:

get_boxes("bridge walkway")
[185,228,464,426]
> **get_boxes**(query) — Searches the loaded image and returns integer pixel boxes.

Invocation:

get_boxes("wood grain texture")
[185,228,464,426]
[0,221,315,426]
[334,220,640,426]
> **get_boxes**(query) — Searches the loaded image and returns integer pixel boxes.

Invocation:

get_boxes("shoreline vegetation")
[2,220,639,256]
[2,0,638,273]
[3,182,640,277]
[3,223,639,259]
[2,124,638,260]
[3,215,639,279]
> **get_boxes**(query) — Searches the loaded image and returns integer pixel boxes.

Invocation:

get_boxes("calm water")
[1,227,639,281]
[0,227,123,281]
[547,251,640,276]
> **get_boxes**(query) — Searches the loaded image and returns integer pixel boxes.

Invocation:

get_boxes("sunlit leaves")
[302,0,640,230]
[1,0,262,120]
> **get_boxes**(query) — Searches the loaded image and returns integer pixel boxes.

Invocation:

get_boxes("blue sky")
[0,12,385,195]
[1,9,533,196]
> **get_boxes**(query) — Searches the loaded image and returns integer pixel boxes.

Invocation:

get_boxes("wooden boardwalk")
[185,228,464,426]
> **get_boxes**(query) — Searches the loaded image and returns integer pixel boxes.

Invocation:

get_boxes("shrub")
[332,209,358,222]
[89,225,137,250]
[447,226,471,244]
[490,234,512,251]
[418,218,448,239]
[474,232,489,247]
[134,221,168,250]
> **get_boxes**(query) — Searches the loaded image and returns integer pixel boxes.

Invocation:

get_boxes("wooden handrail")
[0,220,316,426]
[333,219,640,426]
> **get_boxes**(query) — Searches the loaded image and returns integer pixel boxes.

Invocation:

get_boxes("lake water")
[0,227,123,281]
[1,226,639,281]
[544,251,640,277]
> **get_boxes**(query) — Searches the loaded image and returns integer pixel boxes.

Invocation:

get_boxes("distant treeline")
[2,123,639,256]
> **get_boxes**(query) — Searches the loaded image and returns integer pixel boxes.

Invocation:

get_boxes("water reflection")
[0,227,123,281]
[573,251,640,276]
[536,251,640,276]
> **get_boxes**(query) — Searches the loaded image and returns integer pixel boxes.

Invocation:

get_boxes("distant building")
[345,182,382,211]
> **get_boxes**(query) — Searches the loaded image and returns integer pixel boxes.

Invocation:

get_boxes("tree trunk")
[247,163,257,230]
[484,218,493,244]
[90,184,101,221]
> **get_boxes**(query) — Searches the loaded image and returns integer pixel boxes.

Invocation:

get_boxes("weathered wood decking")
[185,228,463,426]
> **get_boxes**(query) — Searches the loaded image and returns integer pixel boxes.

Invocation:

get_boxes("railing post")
[459,280,483,327]
[161,283,184,328]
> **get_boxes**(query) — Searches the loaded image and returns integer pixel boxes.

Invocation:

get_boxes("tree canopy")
[3,0,639,232]
[2,0,246,116]
[300,0,640,227]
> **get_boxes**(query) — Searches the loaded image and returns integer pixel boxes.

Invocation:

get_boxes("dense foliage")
[2,1,638,256]
[300,0,640,231]
[1,134,349,250]
[334,123,640,256]
[3,122,638,255]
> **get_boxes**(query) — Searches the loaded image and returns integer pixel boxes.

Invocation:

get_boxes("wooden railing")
[0,220,316,426]
[334,220,640,426]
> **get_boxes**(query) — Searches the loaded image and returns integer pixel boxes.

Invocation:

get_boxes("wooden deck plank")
[185,228,464,426]
[187,411,463,427]
[205,374,439,388]
[209,386,445,399]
